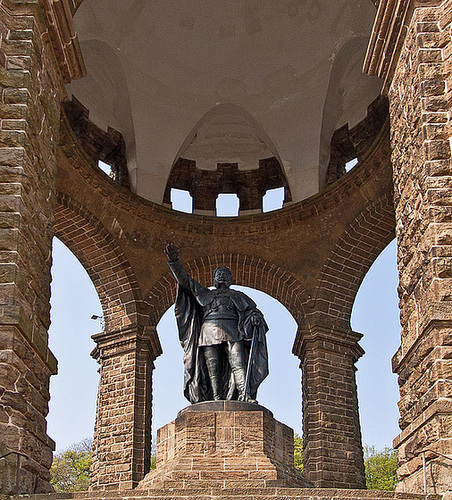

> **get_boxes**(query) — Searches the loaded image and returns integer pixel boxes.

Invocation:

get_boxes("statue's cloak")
[174,283,269,404]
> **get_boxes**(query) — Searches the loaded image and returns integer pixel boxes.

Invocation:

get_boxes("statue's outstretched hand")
[165,243,180,262]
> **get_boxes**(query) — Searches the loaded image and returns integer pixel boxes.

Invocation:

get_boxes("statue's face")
[214,266,232,287]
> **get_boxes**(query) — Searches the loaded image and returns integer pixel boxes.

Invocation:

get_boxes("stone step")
[18,488,441,500]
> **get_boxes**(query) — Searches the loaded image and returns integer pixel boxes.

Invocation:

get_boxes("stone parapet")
[138,402,311,490]
[14,487,442,500]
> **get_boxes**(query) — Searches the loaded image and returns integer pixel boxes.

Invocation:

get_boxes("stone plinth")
[138,402,312,489]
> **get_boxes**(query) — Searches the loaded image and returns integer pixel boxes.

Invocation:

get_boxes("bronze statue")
[165,243,269,404]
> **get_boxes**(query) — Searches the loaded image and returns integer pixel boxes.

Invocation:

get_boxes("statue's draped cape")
[174,277,269,404]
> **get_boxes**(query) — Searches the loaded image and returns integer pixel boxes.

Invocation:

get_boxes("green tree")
[294,433,303,472]
[50,438,92,492]
[364,445,398,490]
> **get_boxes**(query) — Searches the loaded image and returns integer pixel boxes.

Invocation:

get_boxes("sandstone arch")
[307,190,396,331]
[54,193,142,333]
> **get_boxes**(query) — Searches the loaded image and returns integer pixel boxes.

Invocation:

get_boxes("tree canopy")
[364,445,398,490]
[50,438,92,492]
[294,433,303,472]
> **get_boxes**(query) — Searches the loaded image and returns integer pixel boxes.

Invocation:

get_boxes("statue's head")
[213,266,233,288]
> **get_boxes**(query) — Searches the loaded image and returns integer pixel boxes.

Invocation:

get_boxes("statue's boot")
[233,366,247,401]
[228,342,257,403]
[233,367,257,403]
[204,346,222,400]
[210,375,222,400]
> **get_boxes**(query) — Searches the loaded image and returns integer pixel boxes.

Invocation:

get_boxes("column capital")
[295,324,365,362]
[91,324,161,362]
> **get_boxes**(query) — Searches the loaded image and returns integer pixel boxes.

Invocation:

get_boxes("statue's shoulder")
[229,289,256,309]
[195,286,215,305]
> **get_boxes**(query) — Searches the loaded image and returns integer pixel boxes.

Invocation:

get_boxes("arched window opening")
[170,188,193,214]
[345,157,358,172]
[216,193,240,217]
[153,286,301,436]
[263,186,285,213]
[48,237,101,451]
[98,160,112,177]
[352,239,400,451]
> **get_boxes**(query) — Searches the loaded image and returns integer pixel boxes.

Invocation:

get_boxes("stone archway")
[296,190,396,488]
[55,193,142,332]
[54,193,161,491]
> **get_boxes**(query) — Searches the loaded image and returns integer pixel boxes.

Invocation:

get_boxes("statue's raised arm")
[164,243,180,262]
[164,244,206,296]
[164,244,269,405]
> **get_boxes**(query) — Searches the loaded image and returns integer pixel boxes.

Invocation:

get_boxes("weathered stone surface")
[89,326,157,490]
[8,487,442,500]
[376,0,452,494]
[0,0,63,493]
[138,404,311,490]
[3,0,449,494]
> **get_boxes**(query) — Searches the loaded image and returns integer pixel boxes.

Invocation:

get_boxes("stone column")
[90,325,156,490]
[365,0,452,494]
[298,326,365,488]
[0,0,63,493]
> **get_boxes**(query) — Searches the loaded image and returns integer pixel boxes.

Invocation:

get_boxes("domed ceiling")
[67,0,382,207]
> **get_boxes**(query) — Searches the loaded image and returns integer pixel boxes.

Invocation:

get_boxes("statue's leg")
[227,341,248,401]
[204,345,223,400]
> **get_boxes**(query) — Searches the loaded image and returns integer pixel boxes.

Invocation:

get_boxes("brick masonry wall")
[300,327,366,489]
[0,0,417,494]
[90,325,157,490]
[388,0,452,493]
[54,192,143,333]
[0,0,65,494]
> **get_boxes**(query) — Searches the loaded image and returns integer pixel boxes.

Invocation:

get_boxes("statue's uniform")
[200,290,241,346]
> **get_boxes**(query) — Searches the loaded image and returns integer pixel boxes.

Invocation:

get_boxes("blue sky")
[47,236,400,453]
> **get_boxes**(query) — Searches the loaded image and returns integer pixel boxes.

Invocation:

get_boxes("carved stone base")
[138,402,312,489]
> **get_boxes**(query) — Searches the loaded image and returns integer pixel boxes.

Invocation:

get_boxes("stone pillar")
[90,325,156,490]
[0,0,63,493]
[365,0,452,494]
[298,326,365,488]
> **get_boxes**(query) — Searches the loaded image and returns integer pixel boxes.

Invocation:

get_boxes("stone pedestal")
[138,401,312,490]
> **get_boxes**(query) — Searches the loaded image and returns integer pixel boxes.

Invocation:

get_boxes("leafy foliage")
[364,445,398,490]
[294,433,303,472]
[50,439,92,492]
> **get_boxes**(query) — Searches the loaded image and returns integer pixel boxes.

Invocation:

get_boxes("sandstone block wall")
[0,0,64,493]
[139,405,311,490]
[300,327,366,489]
[387,0,452,493]
[90,326,156,491]
[0,0,409,493]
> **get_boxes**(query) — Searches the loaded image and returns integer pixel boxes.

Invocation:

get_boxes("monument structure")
[0,0,451,497]
[134,244,313,490]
